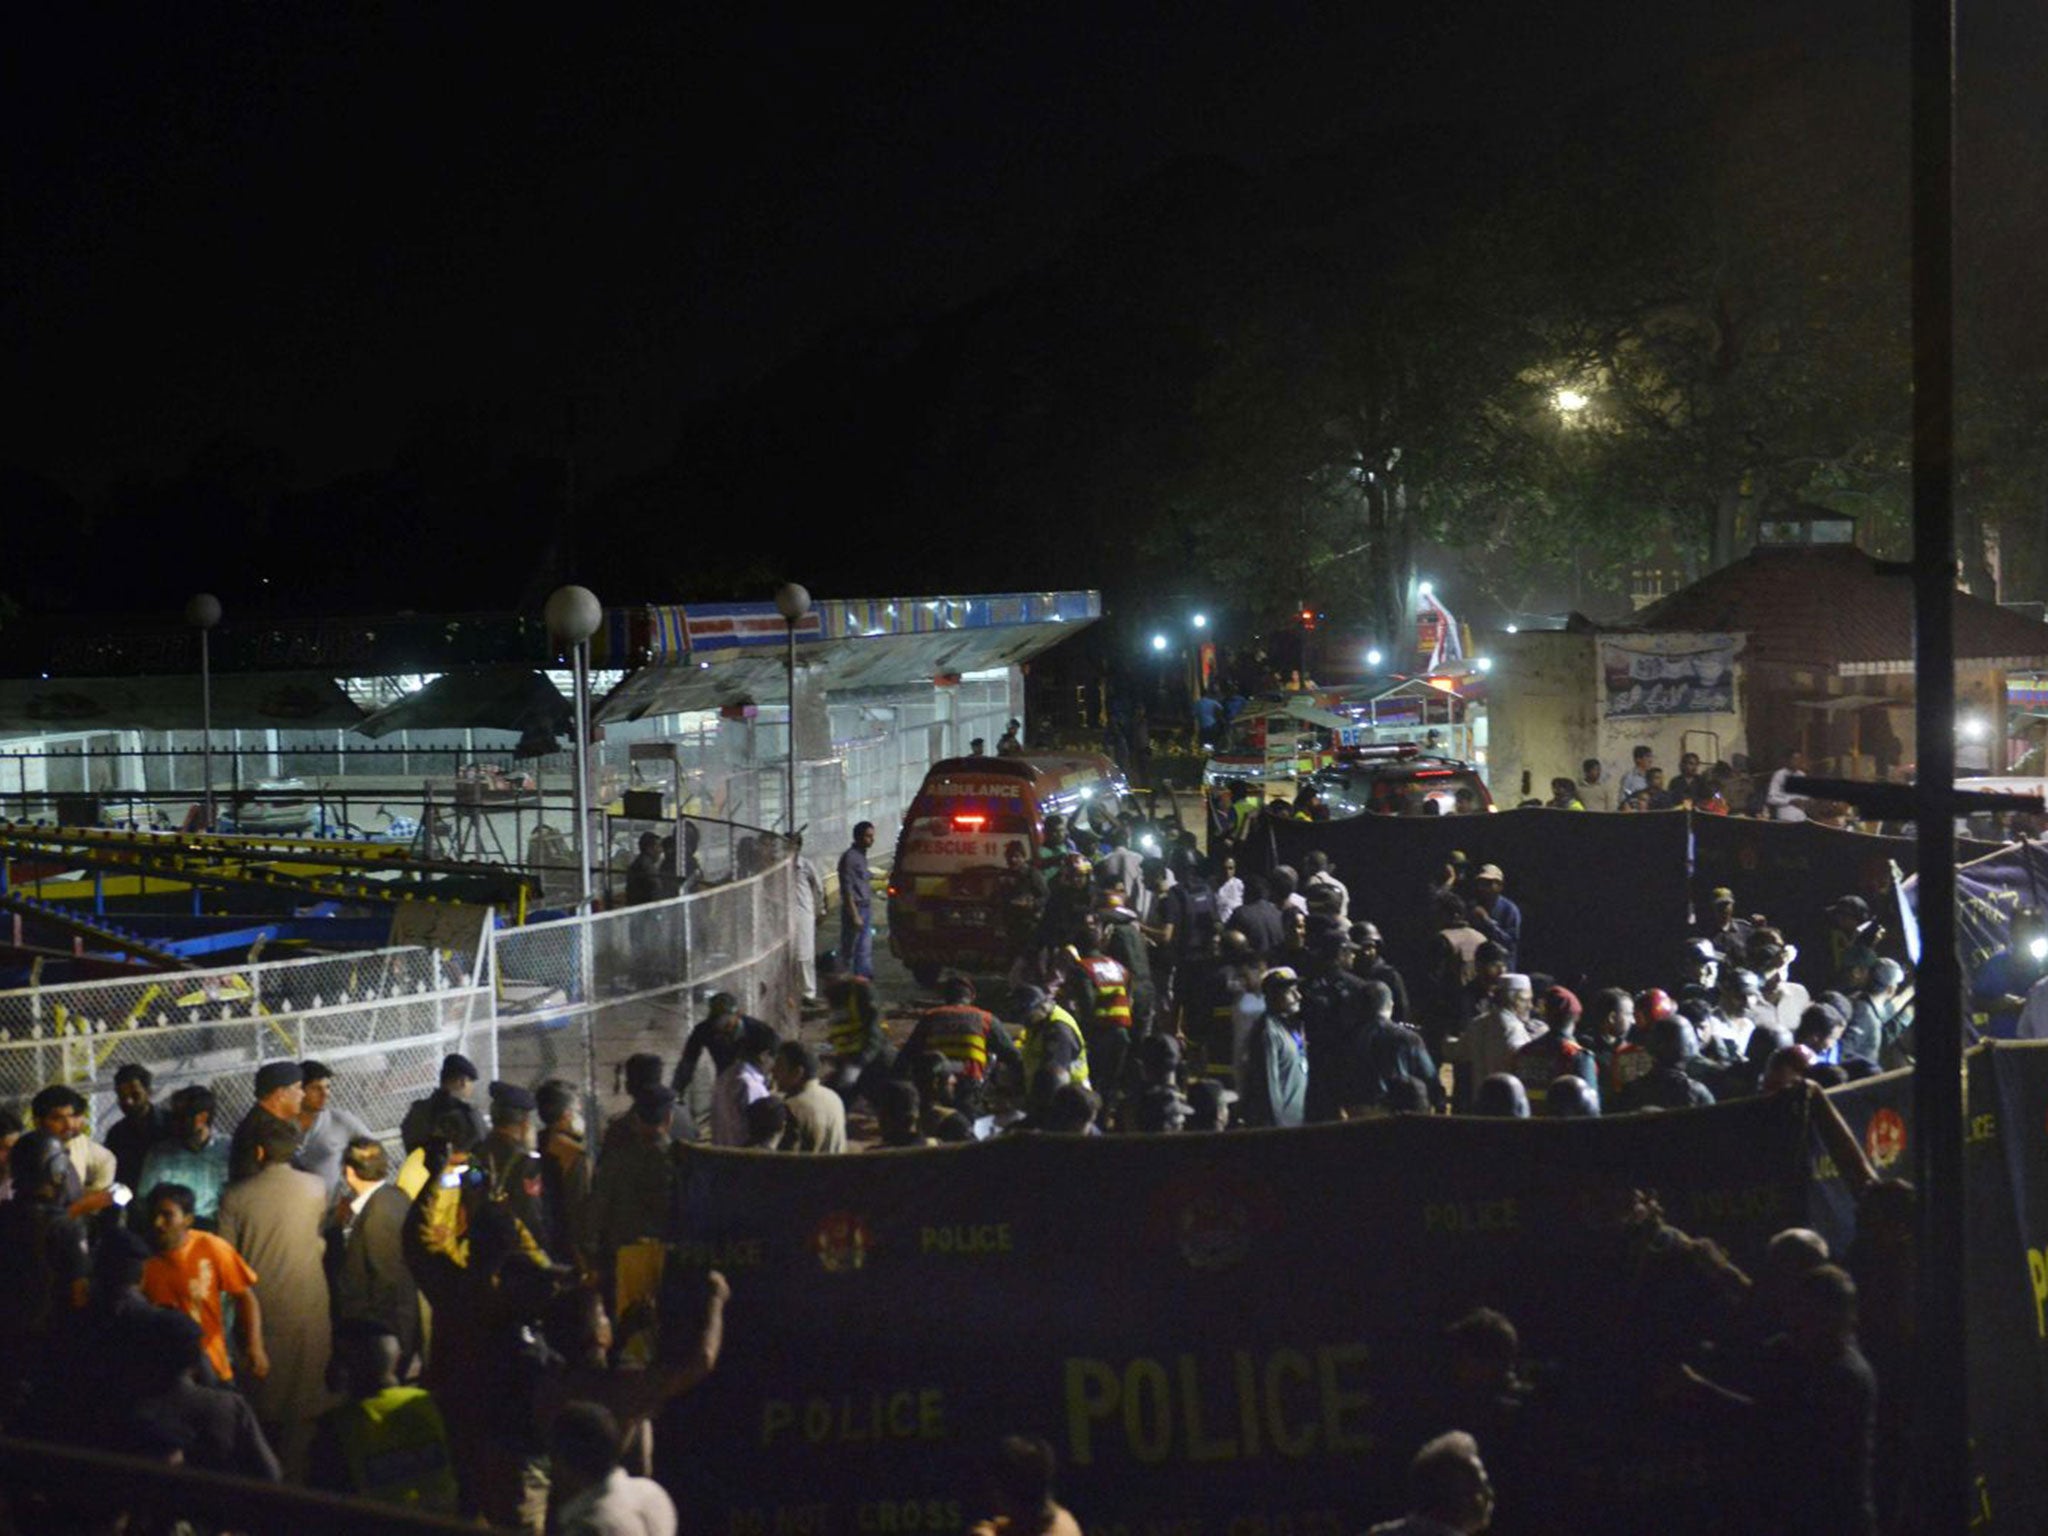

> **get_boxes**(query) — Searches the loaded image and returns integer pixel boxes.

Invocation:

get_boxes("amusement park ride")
[0,819,535,985]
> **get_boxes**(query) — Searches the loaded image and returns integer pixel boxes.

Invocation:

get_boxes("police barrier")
[654,1093,1817,1534]
[1805,1044,2048,1534]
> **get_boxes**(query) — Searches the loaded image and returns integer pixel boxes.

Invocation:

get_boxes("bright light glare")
[1476,657,1494,673]
[1418,581,1434,599]
[1555,388,1589,412]
[2030,936,2048,962]
[1150,633,1168,652]
[1958,716,1988,741]
[1506,624,1519,634]
[1366,648,1384,667]
[1191,613,1208,629]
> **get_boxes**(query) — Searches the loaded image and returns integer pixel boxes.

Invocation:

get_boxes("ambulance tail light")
[953,813,987,831]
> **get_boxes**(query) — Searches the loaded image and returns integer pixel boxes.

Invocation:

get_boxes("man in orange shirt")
[142,1181,269,1386]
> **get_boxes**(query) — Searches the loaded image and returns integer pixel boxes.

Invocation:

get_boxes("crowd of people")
[0,1048,740,1533]
[0,773,1988,1536]
[856,795,1928,1138]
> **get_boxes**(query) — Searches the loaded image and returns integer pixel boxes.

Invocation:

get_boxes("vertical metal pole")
[1909,0,1966,1524]
[572,638,597,1112]
[786,620,799,832]
[199,629,214,832]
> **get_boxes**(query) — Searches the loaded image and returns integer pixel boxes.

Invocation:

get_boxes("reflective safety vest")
[1605,1041,1654,1102]
[1079,954,1133,1031]
[1020,1004,1090,1088]
[328,1386,460,1513]
[829,985,878,1058]
[920,1004,997,1079]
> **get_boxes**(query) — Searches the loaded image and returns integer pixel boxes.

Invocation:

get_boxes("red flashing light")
[953,814,988,830]
[1300,610,1316,629]
[1412,768,1457,778]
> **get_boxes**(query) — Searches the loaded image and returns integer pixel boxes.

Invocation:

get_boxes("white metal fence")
[0,849,798,1151]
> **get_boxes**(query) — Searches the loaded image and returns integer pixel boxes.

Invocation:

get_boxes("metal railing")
[0,836,799,1148]
[0,944,488,1146]
[0,1435,508,1535]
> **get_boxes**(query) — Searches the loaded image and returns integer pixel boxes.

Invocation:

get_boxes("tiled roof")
[1633,545,2048,672]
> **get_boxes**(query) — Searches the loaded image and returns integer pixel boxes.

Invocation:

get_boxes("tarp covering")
[1899,839,2048,1000]
[650,1051,2048,1533]
[1245,808,2004,993]
[0,673,364,732]
[1246,808,1692,992]
[352,668,568,738]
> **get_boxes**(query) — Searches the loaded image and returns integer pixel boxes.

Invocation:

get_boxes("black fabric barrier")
[1244,808,2003,995]
[1688,819,2003,991]
[1246,807,1693,993]
[1804,1045,2048,1533]
[655,1096,1815,1535]
[1690,817,1914,991]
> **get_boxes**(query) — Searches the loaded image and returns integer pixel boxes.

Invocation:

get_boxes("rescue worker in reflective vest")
[308,1318,459,1514]
[822,971,894,1104]
[1059,912,1137,1100]
[1013,983,1089,1092]
[896,972,1021,1084]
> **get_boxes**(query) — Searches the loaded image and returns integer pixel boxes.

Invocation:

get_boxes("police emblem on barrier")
[1864,1107,1907,1169]
[1149,1169,1280,1272]
[811,1211,874,1272]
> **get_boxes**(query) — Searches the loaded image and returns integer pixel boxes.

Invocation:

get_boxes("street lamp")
[1150,633,1169,653]
[185,594,222,831]
[774,582,812,834]
[1554,387,1590,413]
[544,585,603,915]
[1417,581,1434,599]
[1191,612,1208,630]
[1476,656,1494,673]
[1366,648,1384,668]
[544,583,603,1126]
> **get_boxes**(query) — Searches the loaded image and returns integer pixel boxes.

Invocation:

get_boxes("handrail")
[0,1433,515,1535]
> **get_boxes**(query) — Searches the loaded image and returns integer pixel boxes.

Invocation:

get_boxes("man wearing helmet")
[1604,989,1674,1102]
[1615,1013,1717,1111]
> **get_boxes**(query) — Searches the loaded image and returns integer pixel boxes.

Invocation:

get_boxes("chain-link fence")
[0,944,488,1146]
[0,836,799,1152]
[491,852,799,1124]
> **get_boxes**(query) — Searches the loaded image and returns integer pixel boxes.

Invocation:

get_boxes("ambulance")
[887,753,1128,984]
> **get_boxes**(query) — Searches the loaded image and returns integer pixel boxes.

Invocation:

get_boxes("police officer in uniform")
[474,1081,551,1258]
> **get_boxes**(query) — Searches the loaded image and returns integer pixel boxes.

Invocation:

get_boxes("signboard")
[1600,638,1737,718]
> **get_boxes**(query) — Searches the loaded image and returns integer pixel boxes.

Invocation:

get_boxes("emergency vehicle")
[1199,695,1361,798]
[887,753,1128,984]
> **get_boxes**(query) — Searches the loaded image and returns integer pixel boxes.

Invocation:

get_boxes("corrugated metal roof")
[1633,546,2048,672]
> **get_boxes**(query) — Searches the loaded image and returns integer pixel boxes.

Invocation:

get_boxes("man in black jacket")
[327,1136,420,1369]
[399,1054,485,1154]
[1225,874,1285,958]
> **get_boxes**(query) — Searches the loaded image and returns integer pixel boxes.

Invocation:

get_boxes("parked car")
[1310,746,1493,817]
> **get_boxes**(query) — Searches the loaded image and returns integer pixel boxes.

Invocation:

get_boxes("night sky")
[7,2,1977,509]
